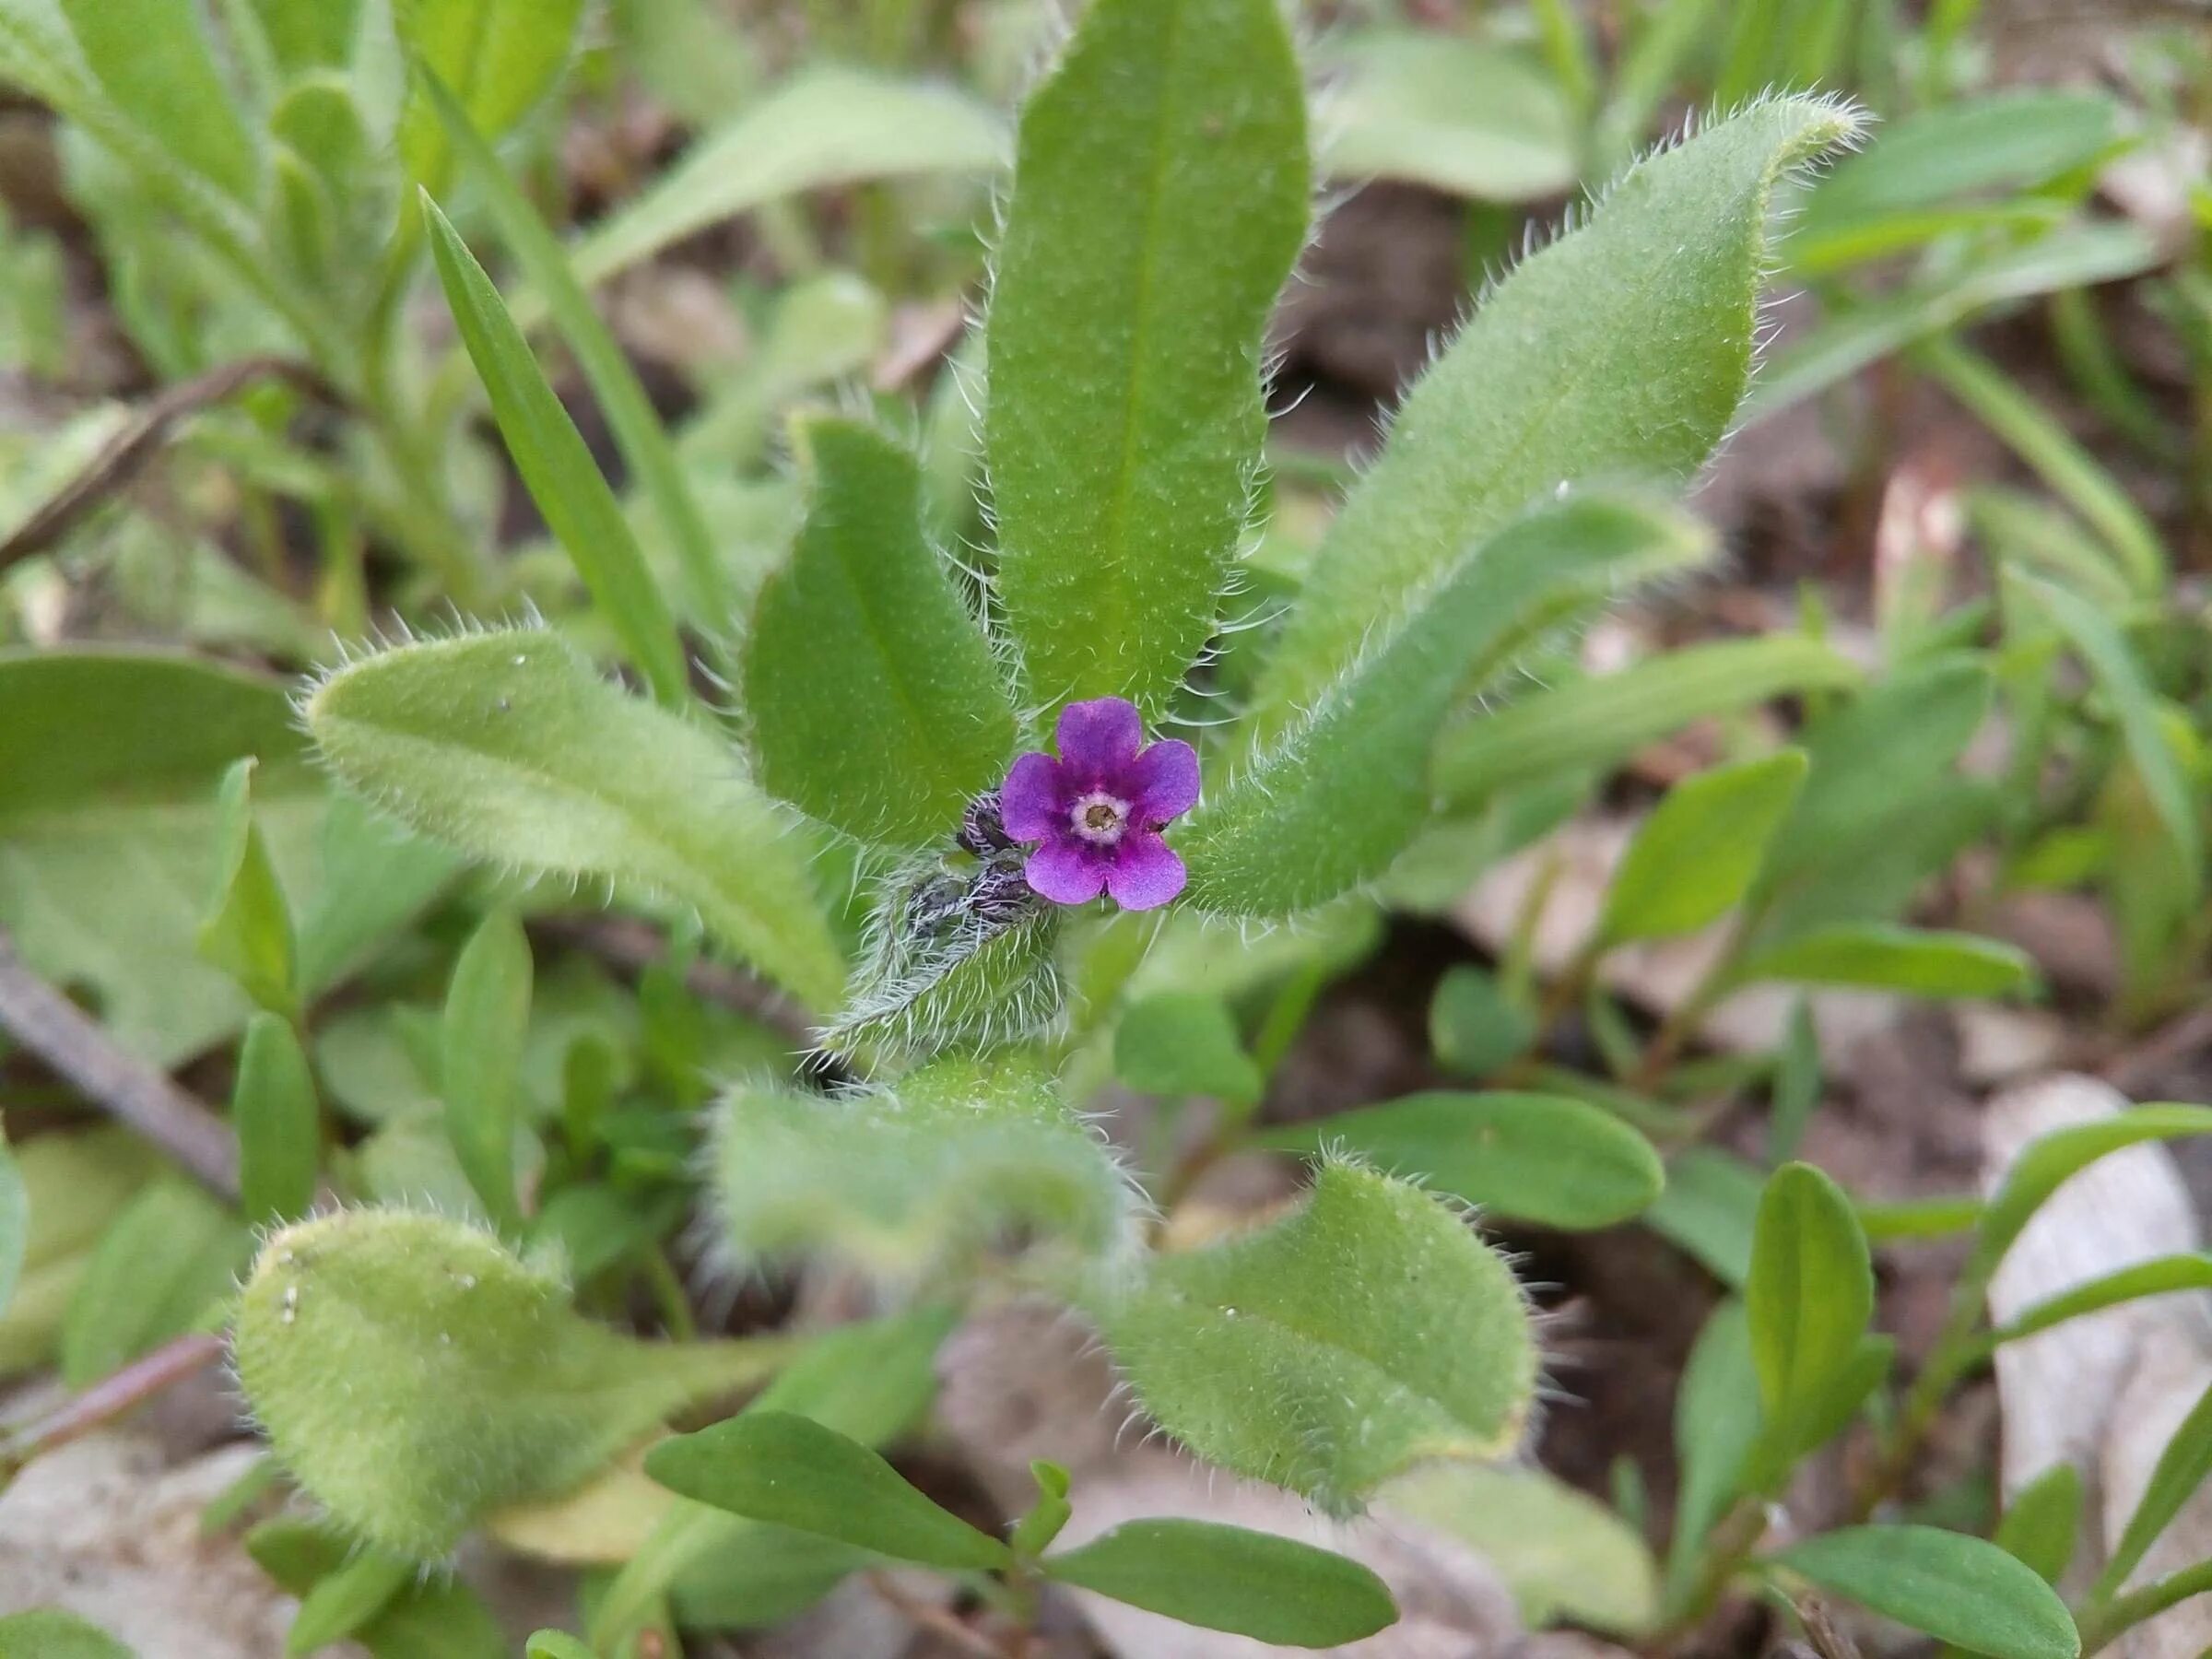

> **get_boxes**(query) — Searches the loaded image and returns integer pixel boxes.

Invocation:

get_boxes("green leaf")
[1384,1463,1659,1633]
[1437,635,1861,813]
[399,0,584,196]
[1322,32,1574,201]
[58,0,259,201]
[0,652,451,1067]
[0,1118,23,1321]
[60,1176,251,1388]
[441,908,532,1228]
[197,758,298,1018]
[247,1518,508,1659]
[743,418,1014,846]
[1093,1159,1536,1513]
[1772,1526,2079,1659]
[527,1635,599,1659]
[646,1411,1010,1571]
[253,0,359,71]
[0,1130,159,1378]
[287,1551,413,1656]
[0,1608,135,1659]
[302,629,846,1010]
[1996,1465,2081,1585]
[1746,1163,1873,1444]
[1265,1092,1664,1230]
[1972,1107,2212,1289]
[1429,965,1533,1077]
[1600,752,1806,945]
[985,0,1309,715]
[565,67,1006,295]
[232,1208,780,1559]
[2094,1375,2212,1600]
[1044,1520,1397,1647]
[712,1055,1134,1275]
[234,1013,321,1229]
[421,69,728,630]
[1665,1300,1759,1597]
[1257,94,1864,735]
[1770,999,1820,1163]
[1987,1254,2212,1350]
[1113,993,1262,1104]
[1184,496,1714,917]
[422,197,689,707]
[1008,1462,1073,1560]
[1734,924,2034,999]
[1646,1147,1764,1287]
[2025,576,2201,895]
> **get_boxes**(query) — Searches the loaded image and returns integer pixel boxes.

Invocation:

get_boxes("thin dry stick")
[0,356,338,571]
[0,1331,228,1473]
[0,928,240,1199]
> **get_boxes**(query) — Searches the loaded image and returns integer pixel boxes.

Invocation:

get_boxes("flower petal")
[1000,753,1065,843]
[1055,698,1143,782]
[1128,738,1200,824]
[1026,837,1110,904]
[1105,830,1186,911]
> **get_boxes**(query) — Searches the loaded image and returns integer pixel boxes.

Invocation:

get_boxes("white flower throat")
[1071,790,1131,845]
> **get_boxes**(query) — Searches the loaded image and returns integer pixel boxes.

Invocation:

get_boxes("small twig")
[0,356,339,570]
[0,929,240,1199]
[863,1571,1010,1659]
[2101,998,2212,1096]
[0,1332,227,1475]
[528,914,818,1051]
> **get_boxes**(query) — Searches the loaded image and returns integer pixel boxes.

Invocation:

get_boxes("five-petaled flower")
[1001,698,1198,912]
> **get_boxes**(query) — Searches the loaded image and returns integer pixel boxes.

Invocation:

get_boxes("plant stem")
[2076,1561,2212,1654]
[1659,1494,1772,1641]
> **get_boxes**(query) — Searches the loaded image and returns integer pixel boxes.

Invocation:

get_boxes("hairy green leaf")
[744,419,1014,846]
[1094,1159,1536,1513]
[1601,752,1806,945]
[1258,95,1865,734]
[1266,1092,1664,1230]
[648,1411,1010,1571]
[985,0,1309,714]
[1043,1520,1397,1647]
[1185,496,1712,917]
[422,198,690,707]
[1773,1526,2079,1659]
[303,629,846,1010]
[234,1013,321,1229]
[441,909,533,1228]
[232,1209,781,1559]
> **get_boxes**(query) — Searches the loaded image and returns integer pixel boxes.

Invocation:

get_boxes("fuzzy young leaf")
[231,1209,781,1559]
[60,1176,249,1388]
[58,0,259,202]
[0,1608,134,1658]
[1437,635,1861,812]
[1266,1092,1664,1230]
[647,1411,1010,1571]
[1599,752,1806,945]
[1043,1520,1397,1647]
[984,0,1310,715]
[441,909,532,1228]
[197,759,297,1018]
[713,1055,1134,1276]
[1733,925,2034,999]
[422,198,690,707]
[1746,1162,1873,1449]
[1772,1526,2079,1659]
[1184,496,1713,918]
[1094,1159,1535,1513]
[1113,993,1262,1105]
[1256,95,1865,735]
[825,895,1059,1063]
[302,629,846,1010]
[399,0,584,196]
[234,1013,321,1229]
[744,419,1014,846]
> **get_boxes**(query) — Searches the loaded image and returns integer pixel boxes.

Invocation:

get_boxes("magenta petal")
[1128,738,1199,824]
[1105,830,1186,911]
[1000,752,1064,842]
[1026,838,1109,904]
[1054,698,1143,780]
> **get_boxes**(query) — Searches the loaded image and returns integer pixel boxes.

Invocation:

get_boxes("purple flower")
[1000,698,1199,912]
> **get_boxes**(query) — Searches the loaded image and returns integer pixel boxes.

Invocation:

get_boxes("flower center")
[1070,790,1130,846]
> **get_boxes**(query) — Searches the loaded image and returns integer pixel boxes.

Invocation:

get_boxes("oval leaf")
[441,909,533,1228]
[1747,1162,1873,1430]
[644,1411,1010,1571]
[1044,1519,1396,1647]
[984,0,1311,714]
[744,418,1014,846]
[1113,993,1263,1105]
[1773,1526,2079,1659]
[1267,1091,1664,1230]
[302,629,846,1010]
[1599,751,1806,945]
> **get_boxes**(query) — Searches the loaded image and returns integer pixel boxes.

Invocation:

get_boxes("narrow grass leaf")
[1734,925,2034,999]
[234,1013,321,1229]
[441,909,532,1229]
[197,758,298,1019]
[1043,1521,1397,1647]
[2094,1376,2212,1599]
[985,0,1310,715]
